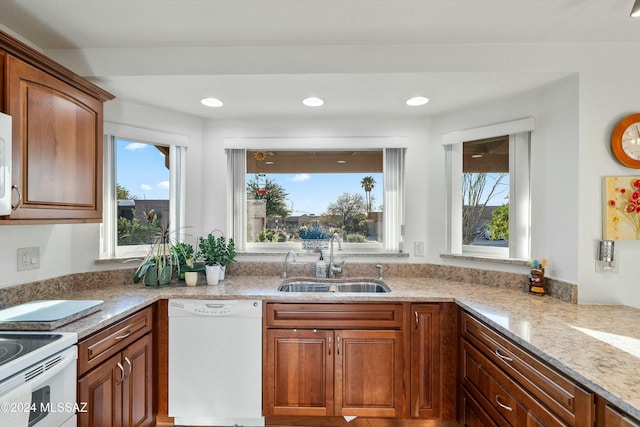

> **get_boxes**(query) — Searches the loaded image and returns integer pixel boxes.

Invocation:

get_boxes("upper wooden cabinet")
[0,30,114,223]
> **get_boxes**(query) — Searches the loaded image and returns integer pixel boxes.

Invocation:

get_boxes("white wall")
[428,75,581,281]
[0,100,204,289]
[577,72,640,305]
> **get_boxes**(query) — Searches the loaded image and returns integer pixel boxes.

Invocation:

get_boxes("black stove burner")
[0,334,61,366]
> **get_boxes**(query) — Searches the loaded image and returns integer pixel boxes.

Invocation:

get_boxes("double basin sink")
[278,278,390,293]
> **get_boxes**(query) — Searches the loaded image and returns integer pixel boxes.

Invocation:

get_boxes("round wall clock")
[611,113,640,168]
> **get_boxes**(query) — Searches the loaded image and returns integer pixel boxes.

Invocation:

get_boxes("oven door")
[0,346,77,427]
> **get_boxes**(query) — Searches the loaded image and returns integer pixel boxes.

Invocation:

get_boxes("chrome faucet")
[281,251,296,279]
[328,233,344,278]
[375,264,383,280]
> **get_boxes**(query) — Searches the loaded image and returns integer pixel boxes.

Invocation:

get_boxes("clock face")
[621,123,640,161]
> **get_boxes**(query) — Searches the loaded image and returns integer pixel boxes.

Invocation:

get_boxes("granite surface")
[0,264,632,419]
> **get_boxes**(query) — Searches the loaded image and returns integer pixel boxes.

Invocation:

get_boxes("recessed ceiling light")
[406,96,429,107]
[265,161,274,165]
[302,97,324,107]
[201,97,223,107]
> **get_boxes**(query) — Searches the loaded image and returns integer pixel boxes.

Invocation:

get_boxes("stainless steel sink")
[278,278,390,293]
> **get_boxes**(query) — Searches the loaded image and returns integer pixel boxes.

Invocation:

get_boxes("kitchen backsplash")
[0,262,576,309]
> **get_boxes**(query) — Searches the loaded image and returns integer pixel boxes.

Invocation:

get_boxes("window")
[225,138,406,253]
[102,124,186,258]
[246,150,384,248]
[444,118,532,259]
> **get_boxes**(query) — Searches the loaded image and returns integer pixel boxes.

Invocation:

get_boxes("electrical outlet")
[414,241,425,257]
[17,247,40,271]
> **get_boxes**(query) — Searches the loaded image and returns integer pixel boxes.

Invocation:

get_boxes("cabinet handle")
[116,362,125,384]
[124,357,132,376]
[328,337,332,355]
[495,395,513,412]
[336,336,341,355]
[414,311,419,329]
[494,348,513,362]
[11,185,21,210]
[114,330,132,341]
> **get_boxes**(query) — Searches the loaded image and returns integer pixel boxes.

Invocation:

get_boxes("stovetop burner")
[0,333,61,366]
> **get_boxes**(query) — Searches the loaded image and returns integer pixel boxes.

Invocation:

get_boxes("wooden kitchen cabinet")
[0,30,114,223]
[596,396,640,427]
[459,309,594,427]
[410,303,457,419]
[78,306,154,427]
[264,303,405,418]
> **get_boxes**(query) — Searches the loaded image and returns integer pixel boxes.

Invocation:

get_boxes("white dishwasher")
[168,299,264,426]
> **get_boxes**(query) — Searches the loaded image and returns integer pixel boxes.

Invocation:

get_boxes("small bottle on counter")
[316,251,327,278]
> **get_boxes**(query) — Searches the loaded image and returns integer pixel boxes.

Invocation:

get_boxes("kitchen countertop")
[54,275,640,420]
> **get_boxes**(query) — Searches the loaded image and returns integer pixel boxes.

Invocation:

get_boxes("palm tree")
[360,176,376,213]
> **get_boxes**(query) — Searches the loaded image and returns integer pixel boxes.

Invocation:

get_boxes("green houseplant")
[132,222,179,287]
[197,233,236,284]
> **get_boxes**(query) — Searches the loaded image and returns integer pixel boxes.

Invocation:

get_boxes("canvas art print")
[605,176,640,240]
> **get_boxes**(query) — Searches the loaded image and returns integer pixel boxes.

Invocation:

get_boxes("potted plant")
[198,233,223,285]
[132,222,179,287]
[218,237,236,280]
[171,242,205,286]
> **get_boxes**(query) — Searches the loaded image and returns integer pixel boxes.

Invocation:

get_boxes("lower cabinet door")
[122,333,154,427]
[78,352,123,427]
[335,329,404,417]
[265,329,334,416]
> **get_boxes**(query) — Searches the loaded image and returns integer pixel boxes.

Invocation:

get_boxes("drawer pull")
[495,395,513,412]
[114,330,132,341]
[494,348,513,362]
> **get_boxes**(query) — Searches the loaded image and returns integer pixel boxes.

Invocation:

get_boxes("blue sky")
[251,173,383,216]
[116,137,382,214]
[117,139,169,200]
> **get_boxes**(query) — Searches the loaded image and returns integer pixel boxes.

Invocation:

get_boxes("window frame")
[224,137,407,253]
[444,118,533,260]
[101,123,186,259]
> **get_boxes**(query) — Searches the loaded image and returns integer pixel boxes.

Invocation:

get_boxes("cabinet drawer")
[266,303,403,328]
[461,311,593,426]
[78,306,153,376]
[461,387,501,427]
[462,339,569,427]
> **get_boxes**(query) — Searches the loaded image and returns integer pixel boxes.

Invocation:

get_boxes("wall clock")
[611,113,640,168]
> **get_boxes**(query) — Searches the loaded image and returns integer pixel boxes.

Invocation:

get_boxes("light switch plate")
[414,241,425,257]
[17,247,40,271]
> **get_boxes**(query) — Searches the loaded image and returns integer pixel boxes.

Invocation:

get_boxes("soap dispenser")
[315,251,327,278]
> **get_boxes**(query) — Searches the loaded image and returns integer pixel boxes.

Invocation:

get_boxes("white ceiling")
[0,0,638,119]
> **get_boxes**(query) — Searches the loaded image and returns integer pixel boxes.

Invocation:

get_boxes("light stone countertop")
[52,275,640,420]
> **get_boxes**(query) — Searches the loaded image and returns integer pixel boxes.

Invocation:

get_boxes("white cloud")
[140,184,152,191]
[124,142,147,151]
[157,181,170,189]
[291,173,311,182]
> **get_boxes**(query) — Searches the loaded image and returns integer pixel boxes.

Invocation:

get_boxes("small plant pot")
[158,265,172,285]
[205,265,220,286]
[144,265,158,287]
[185,271,198,287]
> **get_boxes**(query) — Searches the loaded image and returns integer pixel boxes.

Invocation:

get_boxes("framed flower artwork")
[604,176,640,240]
